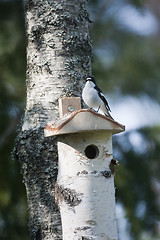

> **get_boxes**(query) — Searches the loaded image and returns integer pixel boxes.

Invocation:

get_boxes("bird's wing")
[94,85,111,112]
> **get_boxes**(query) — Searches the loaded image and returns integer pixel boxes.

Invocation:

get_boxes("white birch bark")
[13,0,92,239]
[23,0,91,131]
[56,131,118,240]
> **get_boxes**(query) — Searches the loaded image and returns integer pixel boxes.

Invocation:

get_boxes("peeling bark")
[13,0,92,239]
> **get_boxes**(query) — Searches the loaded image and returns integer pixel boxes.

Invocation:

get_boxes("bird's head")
[86,76,96,83]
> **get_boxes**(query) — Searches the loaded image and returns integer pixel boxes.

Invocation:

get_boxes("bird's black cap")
[86,76,96,83]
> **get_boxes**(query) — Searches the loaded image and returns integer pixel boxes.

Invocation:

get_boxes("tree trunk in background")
[14,0,92,239]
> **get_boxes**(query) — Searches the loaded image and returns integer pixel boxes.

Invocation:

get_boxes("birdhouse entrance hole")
[84,145,99,159]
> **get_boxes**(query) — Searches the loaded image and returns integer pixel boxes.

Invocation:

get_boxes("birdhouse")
[44,97,125,240]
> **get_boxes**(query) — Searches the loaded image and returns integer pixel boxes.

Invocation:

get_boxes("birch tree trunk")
[14,0,91,239]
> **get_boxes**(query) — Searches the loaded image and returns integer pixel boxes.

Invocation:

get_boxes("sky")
[111,95,160,131]
[116,4,158,36]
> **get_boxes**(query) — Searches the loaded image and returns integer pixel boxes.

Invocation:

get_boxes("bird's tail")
[101,105,114,120]
[105,111,114,120]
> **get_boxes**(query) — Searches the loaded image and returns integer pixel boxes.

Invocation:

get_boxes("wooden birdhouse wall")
[56,131,117,240]
[57,131,112,176]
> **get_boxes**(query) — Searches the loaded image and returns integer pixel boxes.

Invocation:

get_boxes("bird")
[82,76,113,119]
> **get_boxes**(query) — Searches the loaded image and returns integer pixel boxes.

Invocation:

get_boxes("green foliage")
[0,0,28,239]
[114,127,160,239]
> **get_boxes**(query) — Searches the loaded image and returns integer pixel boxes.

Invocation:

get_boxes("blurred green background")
[0,0,160,239]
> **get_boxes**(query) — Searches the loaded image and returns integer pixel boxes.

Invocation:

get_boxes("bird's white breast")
[82,81,103,109]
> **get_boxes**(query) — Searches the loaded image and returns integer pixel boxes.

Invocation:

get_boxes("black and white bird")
[82,76,113,119]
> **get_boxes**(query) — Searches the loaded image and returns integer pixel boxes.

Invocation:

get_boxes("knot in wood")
[100,170,112,178]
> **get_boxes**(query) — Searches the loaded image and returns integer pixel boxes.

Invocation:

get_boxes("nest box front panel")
[57,131,113,177]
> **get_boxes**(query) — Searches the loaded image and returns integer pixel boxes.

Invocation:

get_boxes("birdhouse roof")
[44,109,125,137]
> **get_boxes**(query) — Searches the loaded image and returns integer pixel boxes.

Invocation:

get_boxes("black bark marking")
[75,226,92,233]
[55,183,83,207]
[24,0,35,11]
[30,25,46,50]
[75,226,94,240]
[80,237,94,240]
[100,170,112,178]
[36,228,42,240]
